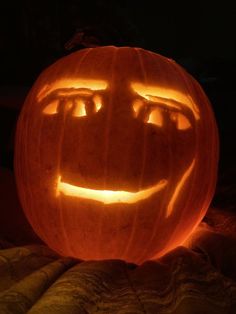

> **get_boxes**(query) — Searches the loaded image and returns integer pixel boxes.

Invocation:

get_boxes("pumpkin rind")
[14,46,219,263]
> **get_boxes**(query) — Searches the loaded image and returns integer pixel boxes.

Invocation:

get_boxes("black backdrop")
[0,0,235,209]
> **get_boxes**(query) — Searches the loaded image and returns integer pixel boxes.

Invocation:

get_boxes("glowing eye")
[43,100,58,115]
[133,99,163,127]
[93,94,102,112]
[171,112,191,130]
[72,99,86,117]
[147,109,163,127]
[133,99,143,117]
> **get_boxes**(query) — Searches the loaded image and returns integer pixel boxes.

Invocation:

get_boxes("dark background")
[0,1,235,243]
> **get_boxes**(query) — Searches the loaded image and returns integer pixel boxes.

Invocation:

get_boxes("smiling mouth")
[56,175,168,204]
[56,158,195,214]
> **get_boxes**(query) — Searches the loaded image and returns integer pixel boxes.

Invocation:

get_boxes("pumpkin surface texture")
[15,46,219,263]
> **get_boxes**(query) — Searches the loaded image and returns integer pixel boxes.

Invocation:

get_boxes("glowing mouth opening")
[56,158,195,214]
[56,176,168,204]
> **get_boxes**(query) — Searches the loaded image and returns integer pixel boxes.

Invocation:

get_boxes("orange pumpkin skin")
[15,46,219,264]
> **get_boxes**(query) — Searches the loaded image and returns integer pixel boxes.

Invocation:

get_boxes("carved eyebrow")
[44,87,97,100]
[37,78,108,102]
[56,88,95,97]
[131,82,200,120]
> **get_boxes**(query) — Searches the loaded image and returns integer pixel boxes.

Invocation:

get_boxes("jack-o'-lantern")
[14,46,219,264]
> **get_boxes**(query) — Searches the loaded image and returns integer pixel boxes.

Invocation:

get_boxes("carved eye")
[170,112,191,130]
[133,98,191,130]
[72,99,86,117]
[93,94,102,112]
[147,109,163,127]
[43,100,58,115]
[43,93,103,117]
[133,99,143,117]
[133,99,164,126]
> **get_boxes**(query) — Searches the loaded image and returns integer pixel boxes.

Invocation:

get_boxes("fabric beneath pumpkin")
[0,208,236,314]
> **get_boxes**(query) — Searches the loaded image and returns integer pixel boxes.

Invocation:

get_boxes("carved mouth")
[56,175,168,204]
[56,158,195,217]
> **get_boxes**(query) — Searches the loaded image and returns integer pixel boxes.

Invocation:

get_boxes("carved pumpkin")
[15,46,219,264]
